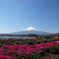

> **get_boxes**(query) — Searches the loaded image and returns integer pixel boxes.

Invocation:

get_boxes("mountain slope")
[9,27,51,35]
[11,30,50,35]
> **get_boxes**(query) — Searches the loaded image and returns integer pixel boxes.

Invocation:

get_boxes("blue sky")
[0,0,59,33]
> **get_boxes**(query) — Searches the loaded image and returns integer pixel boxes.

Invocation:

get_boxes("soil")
[45,54,59,59]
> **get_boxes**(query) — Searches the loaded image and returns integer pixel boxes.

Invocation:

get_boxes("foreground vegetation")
[0,38,59,59]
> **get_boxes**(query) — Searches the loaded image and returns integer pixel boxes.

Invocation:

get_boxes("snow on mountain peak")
[23,27,38,31]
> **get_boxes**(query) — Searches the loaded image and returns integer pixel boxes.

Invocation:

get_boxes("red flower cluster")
[0,55,14,59]
[0,40,59,59]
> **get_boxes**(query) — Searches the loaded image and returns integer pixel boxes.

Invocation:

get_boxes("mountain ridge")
[8,27,51,35]
[0,27,52,35]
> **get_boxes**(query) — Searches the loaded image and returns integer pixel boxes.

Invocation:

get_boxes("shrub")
[36,41,41,44]
[44,52,49,56]
[47,45,59,53]
[14,41,22,45]
[25,53,44,59]
[27,42,34,45]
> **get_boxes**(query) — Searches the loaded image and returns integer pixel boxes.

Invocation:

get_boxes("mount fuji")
[9,27,51,35]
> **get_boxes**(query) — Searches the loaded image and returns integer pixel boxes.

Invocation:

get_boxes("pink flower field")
[0,40,59,59]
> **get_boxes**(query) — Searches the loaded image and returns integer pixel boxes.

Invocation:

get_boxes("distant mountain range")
[8,27,52,35]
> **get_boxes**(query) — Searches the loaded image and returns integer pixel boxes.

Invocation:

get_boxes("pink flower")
[0,55,14,59]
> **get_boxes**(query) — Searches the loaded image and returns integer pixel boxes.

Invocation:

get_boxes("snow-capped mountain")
[23,27,38,31]
[9,27,51,35]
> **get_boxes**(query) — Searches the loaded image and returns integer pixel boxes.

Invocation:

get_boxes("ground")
[45,54,59,59]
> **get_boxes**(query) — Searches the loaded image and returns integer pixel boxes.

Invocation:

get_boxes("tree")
[27,34,39,38]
